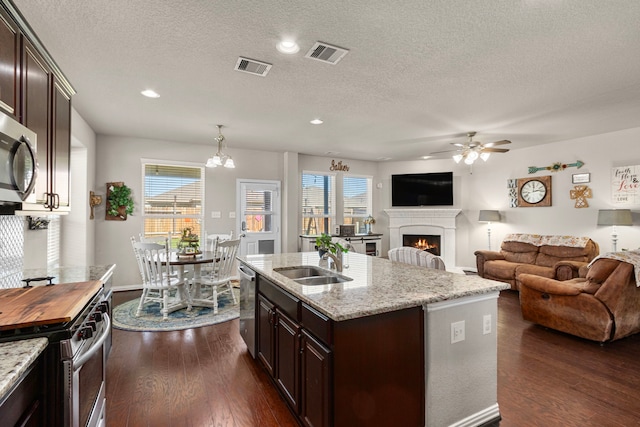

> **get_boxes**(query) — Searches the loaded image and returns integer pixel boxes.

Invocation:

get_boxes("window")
[343,175,372,232]
[301,172,335,235]
[142,161,204,246]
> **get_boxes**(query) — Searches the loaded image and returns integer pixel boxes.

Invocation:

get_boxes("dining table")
[167,251,219,310]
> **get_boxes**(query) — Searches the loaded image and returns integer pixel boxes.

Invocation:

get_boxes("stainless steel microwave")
[0,111,38,211]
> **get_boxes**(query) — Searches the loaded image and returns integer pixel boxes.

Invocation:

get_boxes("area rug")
[113,288,239,332]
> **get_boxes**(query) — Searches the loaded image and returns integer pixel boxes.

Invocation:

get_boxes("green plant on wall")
[107,183,134,219]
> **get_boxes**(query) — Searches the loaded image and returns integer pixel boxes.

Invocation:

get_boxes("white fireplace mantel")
[384,209,462,269]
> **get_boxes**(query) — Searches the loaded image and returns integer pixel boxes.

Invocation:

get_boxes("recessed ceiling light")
[141,89,160,98]
[310,119,323,125]
[276,39,300,54]
[421,156,432,160]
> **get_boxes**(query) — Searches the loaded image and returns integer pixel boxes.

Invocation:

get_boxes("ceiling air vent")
[234,57,272,77]
[305,42,349,65]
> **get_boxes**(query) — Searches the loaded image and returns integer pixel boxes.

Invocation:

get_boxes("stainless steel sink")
[293,275,353,286]
[274,266,353,286]
[274,266,328,279]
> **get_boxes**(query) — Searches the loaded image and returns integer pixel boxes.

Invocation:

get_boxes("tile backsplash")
[0,216,25,287]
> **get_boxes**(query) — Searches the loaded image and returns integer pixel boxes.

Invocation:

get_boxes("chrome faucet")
[322,251,343,272]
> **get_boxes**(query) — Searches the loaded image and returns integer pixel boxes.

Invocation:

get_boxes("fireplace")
[385,208,461,269]
[403,234,441,256]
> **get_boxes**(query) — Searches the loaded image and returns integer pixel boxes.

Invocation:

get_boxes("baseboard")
[113,284,143,292]
[448,404,501,427]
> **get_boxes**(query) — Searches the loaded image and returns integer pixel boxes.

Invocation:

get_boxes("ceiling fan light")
[480,152,491,161]
[464,156,475,165]
[467,150,479,161]
[453,154,463,163]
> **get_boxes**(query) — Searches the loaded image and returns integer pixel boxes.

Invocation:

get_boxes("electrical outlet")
[483,314,492,335]
[229,211,236,218]
[451,320,465,344]
[211,211,221,218]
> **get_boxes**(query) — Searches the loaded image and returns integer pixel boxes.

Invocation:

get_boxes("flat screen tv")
[391,172,453,206]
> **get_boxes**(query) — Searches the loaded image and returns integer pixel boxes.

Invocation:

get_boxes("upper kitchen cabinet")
[0,6,21,120]
[2,0,75,212]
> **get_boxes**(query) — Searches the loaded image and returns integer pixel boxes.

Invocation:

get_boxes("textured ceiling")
[11,0,640,161]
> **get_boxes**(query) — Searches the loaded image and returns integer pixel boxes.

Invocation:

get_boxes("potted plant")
[315,233,348,257]
[106,183,134,220]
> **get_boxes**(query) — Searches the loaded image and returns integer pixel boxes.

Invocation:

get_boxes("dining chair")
[198,237,241,314]
[203,230,233,251]
[132,240,191,320]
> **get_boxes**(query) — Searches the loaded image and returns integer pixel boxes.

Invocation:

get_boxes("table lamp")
[479,210,501,250]
[597,209,632,252]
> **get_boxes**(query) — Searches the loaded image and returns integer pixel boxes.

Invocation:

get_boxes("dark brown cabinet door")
[257,295,275,377]
[300,330,331,427]
[275,309,300,413]
[0,8,20,120]
[52,80,71,209]
[22,38,51,206]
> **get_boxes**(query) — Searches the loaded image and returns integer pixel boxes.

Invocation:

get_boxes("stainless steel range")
[0,279,110,427]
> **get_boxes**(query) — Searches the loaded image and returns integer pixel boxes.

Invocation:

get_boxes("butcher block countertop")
[0,281,102,331]
[0,338,48,403]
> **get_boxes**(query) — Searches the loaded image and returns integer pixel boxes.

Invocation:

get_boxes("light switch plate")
[451,320,465,344]
[211,211,221,218]
[229,211,236,218]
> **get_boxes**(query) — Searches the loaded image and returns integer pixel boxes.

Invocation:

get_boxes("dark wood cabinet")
[51,79,71,209]
[275,308,300,412]
[255,272,424,427]
[22,38,51,207]
[300,329,331,427]
[0,7,20,120]
[0,353,45,427]
[1,2,73,212]
[21,39,71,212]
[257,294,275,377]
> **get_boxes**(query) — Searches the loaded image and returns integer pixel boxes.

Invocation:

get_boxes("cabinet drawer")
[302,303,332,346]
[258,275,300,320]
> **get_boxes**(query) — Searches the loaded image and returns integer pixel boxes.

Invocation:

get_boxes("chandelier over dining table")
[206,124,235,168]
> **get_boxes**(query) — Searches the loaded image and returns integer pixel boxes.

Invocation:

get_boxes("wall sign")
[611,165,640,204]
[330,159,350,171]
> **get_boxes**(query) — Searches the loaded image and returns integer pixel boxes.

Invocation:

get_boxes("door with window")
[237,180,281,256]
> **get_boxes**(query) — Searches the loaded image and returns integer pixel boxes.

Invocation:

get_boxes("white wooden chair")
[132,240,191,320]
[388,246,446,270]
[203,230,233,251]
[198,237,241,314]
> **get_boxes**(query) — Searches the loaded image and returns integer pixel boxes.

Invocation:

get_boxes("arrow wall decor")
[528,160,584,174]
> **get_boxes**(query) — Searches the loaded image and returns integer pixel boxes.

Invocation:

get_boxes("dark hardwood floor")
[107,290,640,426]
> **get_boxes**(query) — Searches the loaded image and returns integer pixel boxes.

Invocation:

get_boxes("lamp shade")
[479,210,501,222]
[597,209,632,226]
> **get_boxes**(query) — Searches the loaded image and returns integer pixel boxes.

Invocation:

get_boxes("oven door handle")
[74,313,110,370]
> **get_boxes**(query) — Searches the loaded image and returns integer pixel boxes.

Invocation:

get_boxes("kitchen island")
[238,252,509,427]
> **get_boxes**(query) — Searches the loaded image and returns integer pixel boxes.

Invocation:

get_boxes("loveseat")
[475,234,599,290]
[519,254,640,342]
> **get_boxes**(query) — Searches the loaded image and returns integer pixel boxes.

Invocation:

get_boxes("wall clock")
[517,175,552,207]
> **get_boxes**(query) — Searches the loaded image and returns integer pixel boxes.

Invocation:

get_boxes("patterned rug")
[113,288,239,332]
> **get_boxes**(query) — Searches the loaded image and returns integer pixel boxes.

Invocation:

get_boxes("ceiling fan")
[431,132,511,164]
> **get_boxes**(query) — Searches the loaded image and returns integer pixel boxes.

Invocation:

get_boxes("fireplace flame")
[414,239,438,251]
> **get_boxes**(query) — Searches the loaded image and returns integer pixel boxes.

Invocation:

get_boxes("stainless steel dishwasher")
[238,263,256,357]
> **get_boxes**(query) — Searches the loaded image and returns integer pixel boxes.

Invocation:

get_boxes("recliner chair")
[519,258,640,342]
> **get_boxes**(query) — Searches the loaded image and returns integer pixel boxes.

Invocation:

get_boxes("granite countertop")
[0,337,48,402]
[2,264,116,290]
[238,252,509,321]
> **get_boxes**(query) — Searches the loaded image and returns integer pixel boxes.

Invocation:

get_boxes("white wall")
[94,135,284,289]
[379,127,640,268]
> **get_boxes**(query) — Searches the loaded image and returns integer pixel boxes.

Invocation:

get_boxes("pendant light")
[206,125,235,168]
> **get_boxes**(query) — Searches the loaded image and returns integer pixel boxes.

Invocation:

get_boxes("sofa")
[519,254,640,342]
[475,234,599,290]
